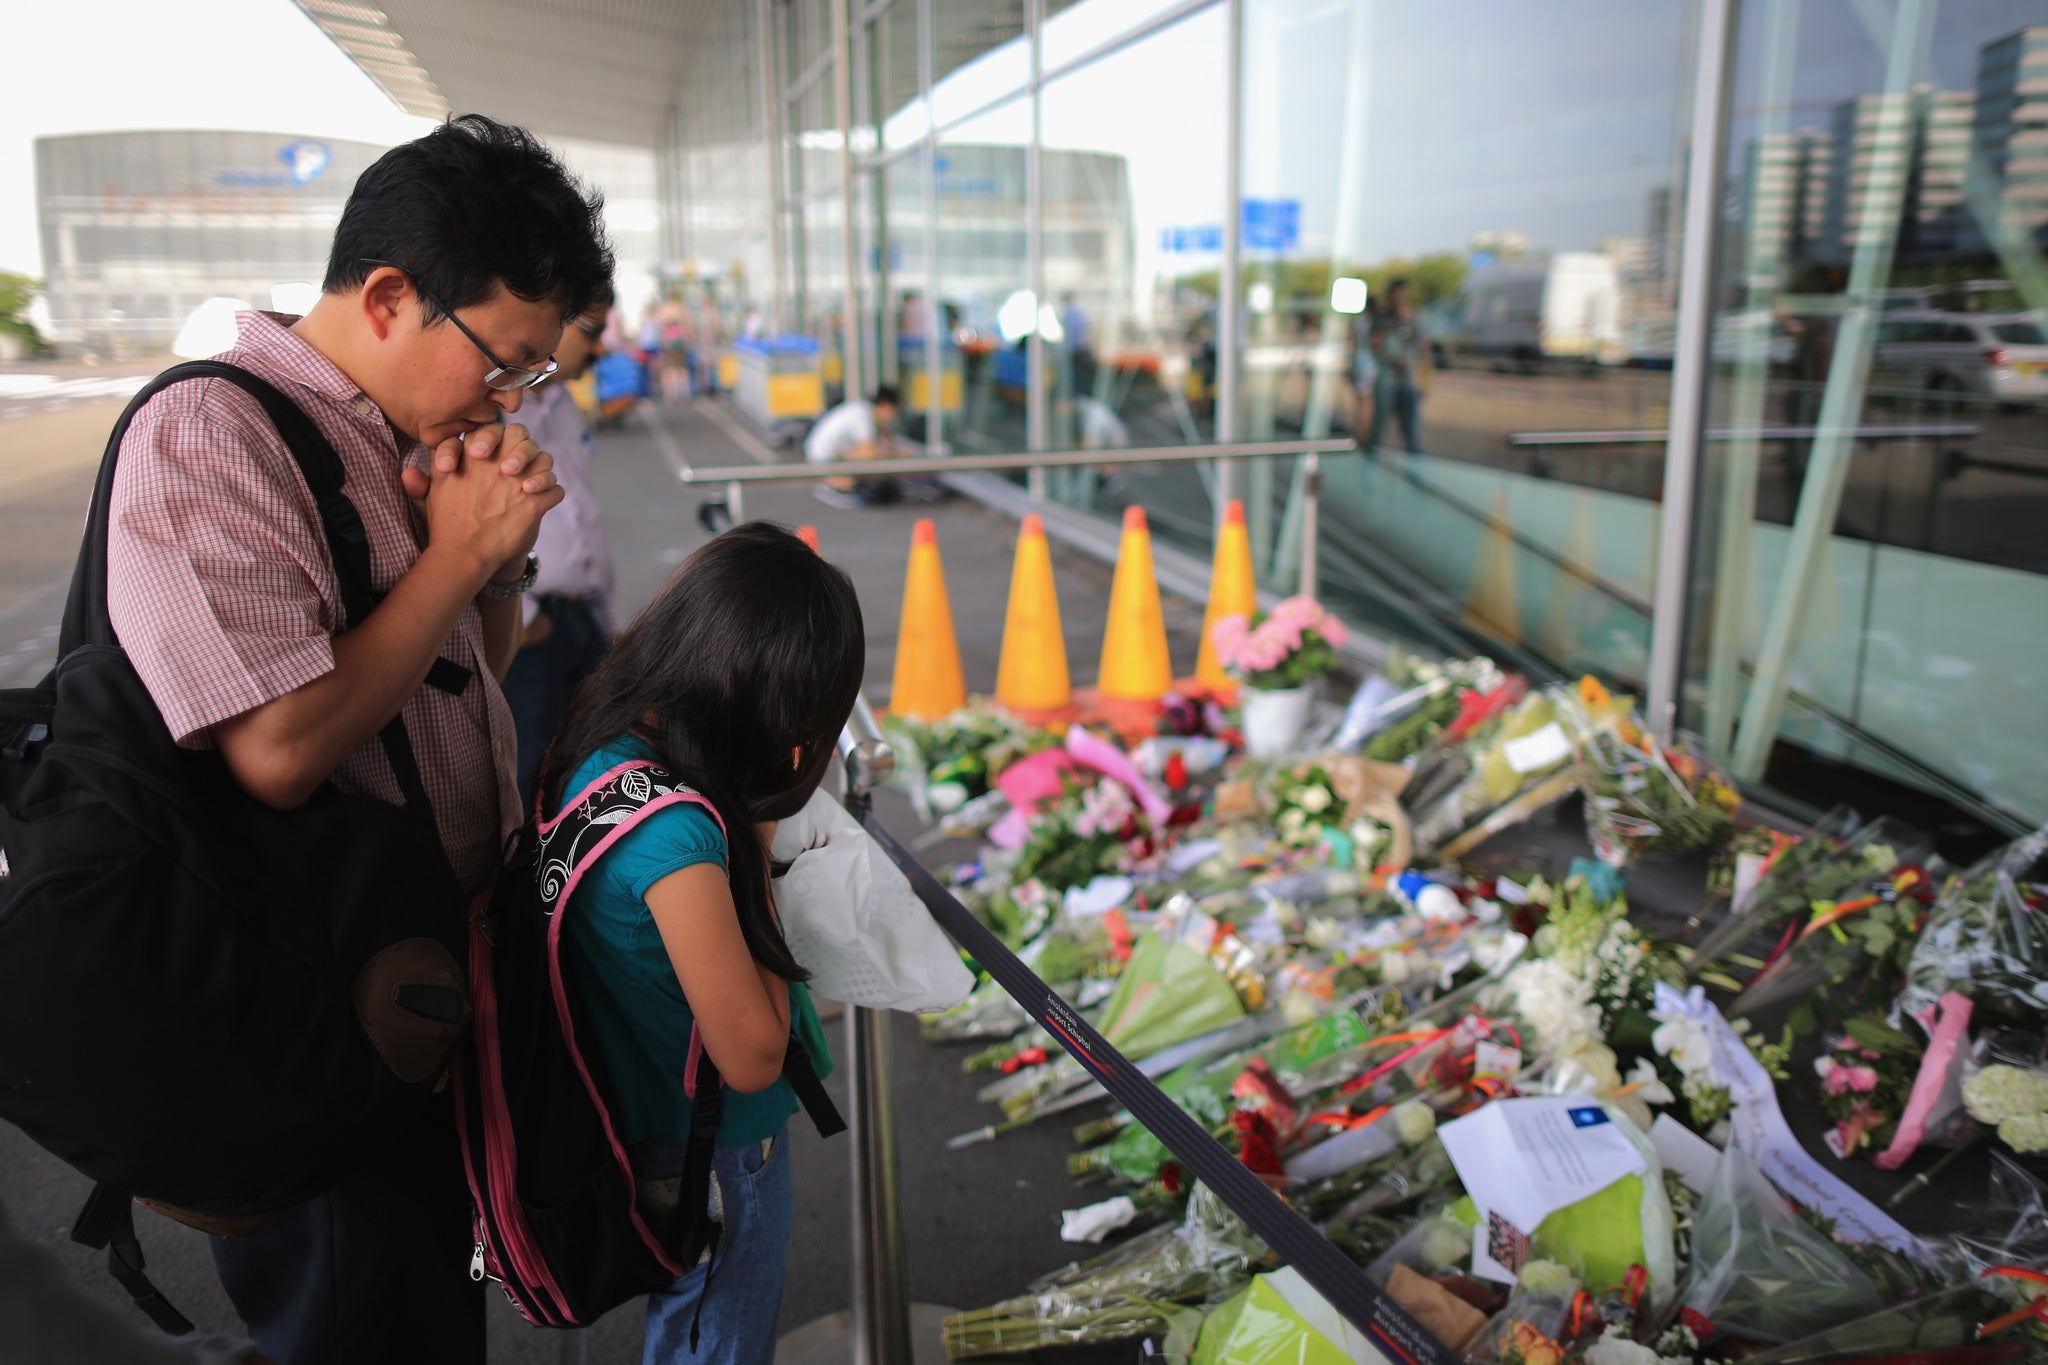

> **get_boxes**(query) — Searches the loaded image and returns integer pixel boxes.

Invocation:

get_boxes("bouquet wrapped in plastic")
[941,1186,1264,1358]
[1573,685,1741,867]
[1679,1145,1882,1345]
[1684,811,1928,990]
[1894,825,2048,1030]
[1408,682,1626,861]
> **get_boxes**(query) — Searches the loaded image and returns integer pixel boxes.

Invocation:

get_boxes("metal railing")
[1504,421,1980,447]
[833,695,913,1364]
[674,437,1359,595]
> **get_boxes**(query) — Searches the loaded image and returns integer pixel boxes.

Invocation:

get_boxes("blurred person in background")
[806,383,908,509]
[1366,277,1429,455]
[503,282,621,810]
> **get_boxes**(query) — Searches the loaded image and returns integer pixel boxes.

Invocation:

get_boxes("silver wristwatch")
[479,553,539,600]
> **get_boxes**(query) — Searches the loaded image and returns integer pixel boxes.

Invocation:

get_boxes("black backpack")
[0,362,475,1330]
[456,757,843,1328]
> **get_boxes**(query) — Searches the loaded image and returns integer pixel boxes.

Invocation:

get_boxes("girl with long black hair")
[542,522,866,1363]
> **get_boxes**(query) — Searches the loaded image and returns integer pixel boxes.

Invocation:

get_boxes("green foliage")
[0,272,45,352]
[1172,252,1470,312]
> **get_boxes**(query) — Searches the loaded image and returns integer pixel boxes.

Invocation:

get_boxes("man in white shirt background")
[502,282,619,807]
[806,383,910,509]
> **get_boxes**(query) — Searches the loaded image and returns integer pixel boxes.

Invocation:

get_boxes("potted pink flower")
[1208,597,1349,757]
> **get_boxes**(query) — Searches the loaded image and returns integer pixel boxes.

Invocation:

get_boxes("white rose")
[1295,784,1332,814]
[1377,951,1412,984]
[1584,1328,1662,1365]
[1278,807,1308,834]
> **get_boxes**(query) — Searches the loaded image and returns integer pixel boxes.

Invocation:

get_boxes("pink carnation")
[1824,1064,1879,1096]
[1209,614,1251,663]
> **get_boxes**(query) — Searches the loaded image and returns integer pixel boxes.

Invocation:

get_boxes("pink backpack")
[454,758,841,1326]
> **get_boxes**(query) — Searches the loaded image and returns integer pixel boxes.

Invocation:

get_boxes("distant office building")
[1740,129,1829,281]
[1971,25,2048,242]
[1817,87,1974,263]
[35,130,389,354]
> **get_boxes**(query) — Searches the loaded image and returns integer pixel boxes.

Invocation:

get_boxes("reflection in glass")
[1689,3,2048,840]
[936,98,1033,453]
[1040,4,1227,519]
[1237,0,1688,678]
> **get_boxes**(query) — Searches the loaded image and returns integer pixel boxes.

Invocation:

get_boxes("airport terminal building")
[33,130,390,354]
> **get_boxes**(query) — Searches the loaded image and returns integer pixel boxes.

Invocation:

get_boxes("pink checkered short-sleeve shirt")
[106,311,519,895]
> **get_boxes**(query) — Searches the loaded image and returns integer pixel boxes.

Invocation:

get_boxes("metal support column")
[1643,0,1737,741]
[920,0,943,454]
[1214,0,1244,529]
[757,0,787,334]
[1025,0,1048,500]
[1731,0,1933,778]
[832,0,865,400]
[1703,0,1802,754]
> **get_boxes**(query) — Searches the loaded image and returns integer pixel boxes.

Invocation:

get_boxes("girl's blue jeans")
[635,1126,793,1364]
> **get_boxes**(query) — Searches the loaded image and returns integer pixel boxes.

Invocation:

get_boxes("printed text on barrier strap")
[857,809,1462,1365]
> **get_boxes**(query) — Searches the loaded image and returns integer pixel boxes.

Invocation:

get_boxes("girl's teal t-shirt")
[559,736,833,1149]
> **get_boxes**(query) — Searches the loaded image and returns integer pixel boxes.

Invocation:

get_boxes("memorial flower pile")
[879,651,2048,1365]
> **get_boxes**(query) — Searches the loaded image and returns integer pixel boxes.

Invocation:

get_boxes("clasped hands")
[399,423,565,591]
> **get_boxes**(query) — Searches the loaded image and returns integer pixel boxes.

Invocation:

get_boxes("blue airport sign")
[1241,198,1300,252]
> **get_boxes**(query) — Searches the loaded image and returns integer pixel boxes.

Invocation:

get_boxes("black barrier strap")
[858,811,1462,1365]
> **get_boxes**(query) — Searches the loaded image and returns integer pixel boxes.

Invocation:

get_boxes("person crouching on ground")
[804,384,903,508]
[539,523,864,1363]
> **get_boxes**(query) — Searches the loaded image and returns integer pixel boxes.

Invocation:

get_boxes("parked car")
[1873,309,2048,405]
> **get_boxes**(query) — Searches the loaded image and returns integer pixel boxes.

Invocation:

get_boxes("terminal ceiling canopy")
[293,0,716,148]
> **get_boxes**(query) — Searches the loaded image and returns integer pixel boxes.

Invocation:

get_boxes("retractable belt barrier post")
[855,807,1464,1365]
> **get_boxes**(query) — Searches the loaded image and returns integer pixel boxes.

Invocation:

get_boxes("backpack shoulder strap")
[536,760,727,913]
[67,360,434,811]
[783,1035,846,1138]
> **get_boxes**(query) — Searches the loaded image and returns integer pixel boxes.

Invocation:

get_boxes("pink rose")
[1824,1064,1879,1096]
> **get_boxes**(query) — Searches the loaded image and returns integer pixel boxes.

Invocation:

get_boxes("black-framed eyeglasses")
[360,258,559,391]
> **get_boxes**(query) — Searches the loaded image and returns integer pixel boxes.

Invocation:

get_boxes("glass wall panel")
[875,0,929,150]
[1039,4,1227,521]
[1232,0,1691,677]
[935,97,1033,452]
[1683,2,2048,845]
[930,3,1027,128]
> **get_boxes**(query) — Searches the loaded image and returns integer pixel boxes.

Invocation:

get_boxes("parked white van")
[1459,253,1626,370]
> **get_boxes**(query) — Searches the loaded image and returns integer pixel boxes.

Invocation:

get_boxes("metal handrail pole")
[1505,423,1979,447]
[847,1005,910,1365]
[727,479,746,526]
[1297,449,1321,597]
[834,698,906,1365]
[672,436,1358,486]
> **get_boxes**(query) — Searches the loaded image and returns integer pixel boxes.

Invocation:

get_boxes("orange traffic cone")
[1193,499,1257,699]
[888,519,967,721]
[995,514,1072,715]
[796,524,820,553]
[1096,506,1173,703]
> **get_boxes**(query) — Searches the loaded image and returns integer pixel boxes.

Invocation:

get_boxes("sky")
[0,0,442,277]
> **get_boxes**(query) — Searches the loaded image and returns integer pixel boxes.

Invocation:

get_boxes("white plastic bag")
[770,788,975,1012]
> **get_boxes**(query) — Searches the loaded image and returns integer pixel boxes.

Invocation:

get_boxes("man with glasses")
[105,114,613,1364]
[502,282,620,809]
